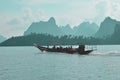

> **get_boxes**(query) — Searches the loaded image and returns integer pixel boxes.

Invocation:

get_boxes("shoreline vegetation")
[0,33,120,46]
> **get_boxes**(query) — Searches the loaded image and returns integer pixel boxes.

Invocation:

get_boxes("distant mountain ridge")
[110,24,120,43]
[24,17,99,37]
[95,17,120,38]
[24,17,62,36]
[0,35,6,43]
[59,24,73,35]
[73,22,99,37]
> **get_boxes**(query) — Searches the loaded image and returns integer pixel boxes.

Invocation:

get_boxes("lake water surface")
[0,45,120,80]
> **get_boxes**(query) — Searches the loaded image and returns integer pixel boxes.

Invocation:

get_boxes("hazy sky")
[0,0,120,38]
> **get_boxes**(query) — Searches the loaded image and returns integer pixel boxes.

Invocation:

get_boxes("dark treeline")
[0,33,103,46]
[0,33,120,46]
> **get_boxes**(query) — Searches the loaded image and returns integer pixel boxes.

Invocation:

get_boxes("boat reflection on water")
[34,43,93,55]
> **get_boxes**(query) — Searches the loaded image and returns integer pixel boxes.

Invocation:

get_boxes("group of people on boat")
[46,45,85,52]
[34,43,93,54]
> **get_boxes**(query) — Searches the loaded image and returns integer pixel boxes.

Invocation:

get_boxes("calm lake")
[0,45,120,80]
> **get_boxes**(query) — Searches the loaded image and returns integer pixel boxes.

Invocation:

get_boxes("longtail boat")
[34,44,93,55]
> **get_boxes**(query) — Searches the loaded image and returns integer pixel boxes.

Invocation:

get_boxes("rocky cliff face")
[24,17,62,36]
[24,17,99,37]
[73,22,99,37]
[95,17,120,38]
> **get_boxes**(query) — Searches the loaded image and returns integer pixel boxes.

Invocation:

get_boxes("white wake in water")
[90,50,120,56]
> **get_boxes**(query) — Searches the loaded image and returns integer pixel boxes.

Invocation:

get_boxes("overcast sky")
[0,0,120,38]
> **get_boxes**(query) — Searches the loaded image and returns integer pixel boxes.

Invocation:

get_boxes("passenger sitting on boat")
[60,46,63,49]
[65,47,68,50]
[47,45,49,48]
[57,47,59,50]
[70,46,72,49]
[53,45,56,49]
